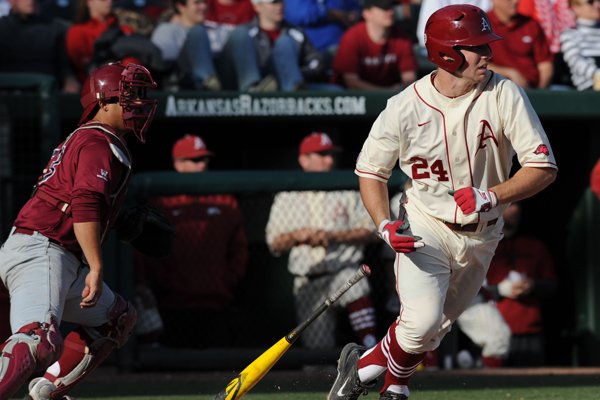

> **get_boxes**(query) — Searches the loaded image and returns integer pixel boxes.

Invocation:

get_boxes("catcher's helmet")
[79,62,157,143]
[424,4,502,72]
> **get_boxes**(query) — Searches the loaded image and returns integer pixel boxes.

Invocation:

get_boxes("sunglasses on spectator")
[585,0,600,4]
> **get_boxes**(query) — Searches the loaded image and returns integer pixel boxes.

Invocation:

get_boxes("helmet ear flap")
[426,37,466,73]
[441,47,466,72]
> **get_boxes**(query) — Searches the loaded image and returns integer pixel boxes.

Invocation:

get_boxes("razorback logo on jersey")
[476,120,498,153]
[533,144,550,156]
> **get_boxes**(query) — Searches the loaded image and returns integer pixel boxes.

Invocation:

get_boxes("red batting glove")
[449,187,498,215]
[378,219,424,253]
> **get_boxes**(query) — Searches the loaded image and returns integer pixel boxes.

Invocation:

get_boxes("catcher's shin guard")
[0,320,63,399]
[43,295,137,399]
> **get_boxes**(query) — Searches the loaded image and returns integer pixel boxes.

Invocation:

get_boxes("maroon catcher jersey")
[14,122,132,257]
[135,194,248,310]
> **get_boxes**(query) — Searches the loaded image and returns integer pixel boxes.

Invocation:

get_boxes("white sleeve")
[498,79,557,170]
[355,97,402,182]
[265,192,289,247]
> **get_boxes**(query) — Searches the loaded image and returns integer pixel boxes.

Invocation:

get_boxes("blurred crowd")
[1,0,599,94]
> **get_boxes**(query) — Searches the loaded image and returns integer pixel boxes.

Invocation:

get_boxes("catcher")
[0,62,157,400]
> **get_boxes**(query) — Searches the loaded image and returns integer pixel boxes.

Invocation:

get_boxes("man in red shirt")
[486,202,558,366]
[332,0,417,90]
[135,135,249,348]
[487,0,554,88]
[0,62,157,399]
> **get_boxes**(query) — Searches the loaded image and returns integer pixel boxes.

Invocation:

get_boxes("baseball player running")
[0,62,157,400]
[328,5,557,400]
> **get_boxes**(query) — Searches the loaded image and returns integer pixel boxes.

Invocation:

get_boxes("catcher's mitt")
[114,205,175,258]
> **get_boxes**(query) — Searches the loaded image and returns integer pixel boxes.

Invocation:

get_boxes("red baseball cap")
[299,132,342,156]
[172,134,214,159]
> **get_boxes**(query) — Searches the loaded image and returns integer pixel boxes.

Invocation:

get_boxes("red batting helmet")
[79,62,158,143]
[424,4,502,72]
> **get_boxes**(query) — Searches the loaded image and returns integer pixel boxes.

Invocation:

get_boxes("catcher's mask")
[79,62,158,143]
[424,4,502,72]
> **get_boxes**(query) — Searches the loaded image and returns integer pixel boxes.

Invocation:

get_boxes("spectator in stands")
[560,0,600,91]
[416,0,492,49]
[283,0,362,66]
[592,158,600,199]
[205,0,255,51]
[151,0,222,90]
[163,0,255,90]
[485,202,558,366]
[518,0,575,55]
[224,0,337,91]
[332,0,417,90]
[265,132,379,350]
[487,0,555,88]
[67,0,135,83]
[0,0,79,93]
[134,134,249,348]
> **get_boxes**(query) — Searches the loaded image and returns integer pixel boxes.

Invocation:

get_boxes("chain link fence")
[106,170,407,369]
[0,74,61,340]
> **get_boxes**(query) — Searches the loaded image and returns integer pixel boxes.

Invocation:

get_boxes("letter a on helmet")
[424,4,502,72]
[79,63,158,143]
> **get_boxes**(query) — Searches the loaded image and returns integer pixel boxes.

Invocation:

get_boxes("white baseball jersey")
[355,71,557,226]
[265,190,374,276]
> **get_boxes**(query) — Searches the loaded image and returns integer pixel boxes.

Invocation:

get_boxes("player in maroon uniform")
[0,62,157,400]
[134,134,249,348]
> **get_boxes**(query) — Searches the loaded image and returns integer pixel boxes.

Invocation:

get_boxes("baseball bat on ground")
[214,264,372,400]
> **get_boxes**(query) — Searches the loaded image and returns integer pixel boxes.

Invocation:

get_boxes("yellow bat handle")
[215,265,371,400]
[217,337,292,400]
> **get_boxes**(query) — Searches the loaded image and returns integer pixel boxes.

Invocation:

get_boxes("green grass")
[12,370,600,399]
